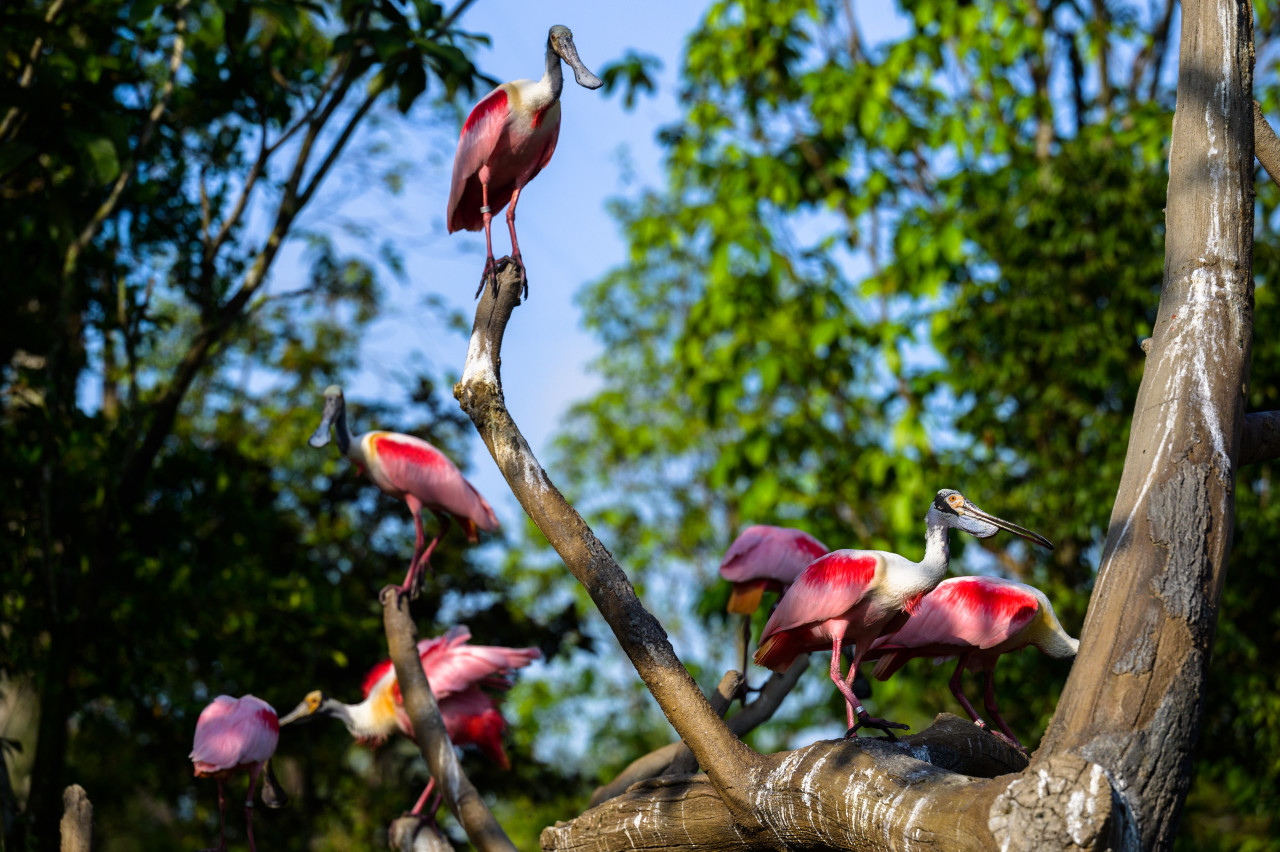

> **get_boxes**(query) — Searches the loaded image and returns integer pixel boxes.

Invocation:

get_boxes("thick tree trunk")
[1036,1,1255,849]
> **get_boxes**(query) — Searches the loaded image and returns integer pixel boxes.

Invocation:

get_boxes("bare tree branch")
[665,671,742,776]
[58,785,91,852]
[381,590,516,852]
[1239,410,1280,465]
[454,264,765,828]
[0,0,68,141]
[1254,100,1280,185]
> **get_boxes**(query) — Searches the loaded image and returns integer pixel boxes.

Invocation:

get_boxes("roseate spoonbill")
[446,24,603,297]
[309,386,499,596]
[720,525,829,615]
[190,694,280,852]
[754,490,1052,737]
[279,626,539,818]
[719,525,828,676]
[865,576,1078,748]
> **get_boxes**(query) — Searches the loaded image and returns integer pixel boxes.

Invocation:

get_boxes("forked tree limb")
[382,591,517,852]
[454,263,764,827]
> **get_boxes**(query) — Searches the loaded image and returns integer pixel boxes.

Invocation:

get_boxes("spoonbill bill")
[447,25,603,297]
[309,386,499,597]
[279,626,539,818]
[865,575,1078,748]
[190,694,279,852]
[754,490,1052,737]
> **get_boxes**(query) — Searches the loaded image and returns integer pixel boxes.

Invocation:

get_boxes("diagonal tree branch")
[382,590,516,852]
[454,264,765,828]
[0,0,68,141]
[1254,100,1280,185]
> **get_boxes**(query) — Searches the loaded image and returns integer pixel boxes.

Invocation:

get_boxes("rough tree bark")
[448,0,1255,848]
[1036,2,1255,850]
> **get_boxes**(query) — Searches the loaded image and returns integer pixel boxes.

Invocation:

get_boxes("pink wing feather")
[362,625,538,705]
[873,577,1040,653]
[370,434,499,532]
[719,525,829,585]
[759,550,881,640]
[447,86,512,233]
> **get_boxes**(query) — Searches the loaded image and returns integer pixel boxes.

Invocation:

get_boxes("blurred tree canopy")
[0,0,593,849]
[560,1,1280,848]
[5,0,1280,850]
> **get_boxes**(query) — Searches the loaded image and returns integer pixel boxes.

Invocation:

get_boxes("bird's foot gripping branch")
[453,264,1120,851]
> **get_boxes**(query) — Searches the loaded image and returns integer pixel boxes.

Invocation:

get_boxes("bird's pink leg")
[476,168,498,298]
[982,667,1024,749]
[828,635,861,730]
[948,654,988,728]
[839,641,910,740]
[409,777,438,816]
[397,496,428,598]
[216,778,228,852]
[505,186,528,298]
[244,764,264,852]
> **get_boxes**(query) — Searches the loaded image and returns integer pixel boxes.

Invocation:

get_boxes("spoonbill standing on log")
[719,525,828,675]
[309,386,499,597]
[279,626,540,819]
[190,694,279,852]
[447,24,603,297]
[865,575,1078,748]
[754,490,1053,737]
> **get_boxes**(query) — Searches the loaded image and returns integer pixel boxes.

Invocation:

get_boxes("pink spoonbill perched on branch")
[309,386,499,597]
[447,24,603,298]
[190,694,279,852]
[719,525,828,676]
[719,525,829,616]
[279,626,540,819]
[865,575,1078,748]
[754,490,1052,737]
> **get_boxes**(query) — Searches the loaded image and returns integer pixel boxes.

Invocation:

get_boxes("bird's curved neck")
[543,38,564,101]
[326,696,393,740]
[919,518,951,577]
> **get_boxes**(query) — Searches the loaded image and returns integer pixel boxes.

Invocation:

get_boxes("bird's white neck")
[918,516,952,578]
[335,694,397,740]
[543,37,564,101]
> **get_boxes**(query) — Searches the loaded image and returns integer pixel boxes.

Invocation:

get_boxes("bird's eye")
[948,494,964,509]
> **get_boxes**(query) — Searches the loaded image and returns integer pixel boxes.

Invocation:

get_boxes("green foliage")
[569,1,1280,847]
